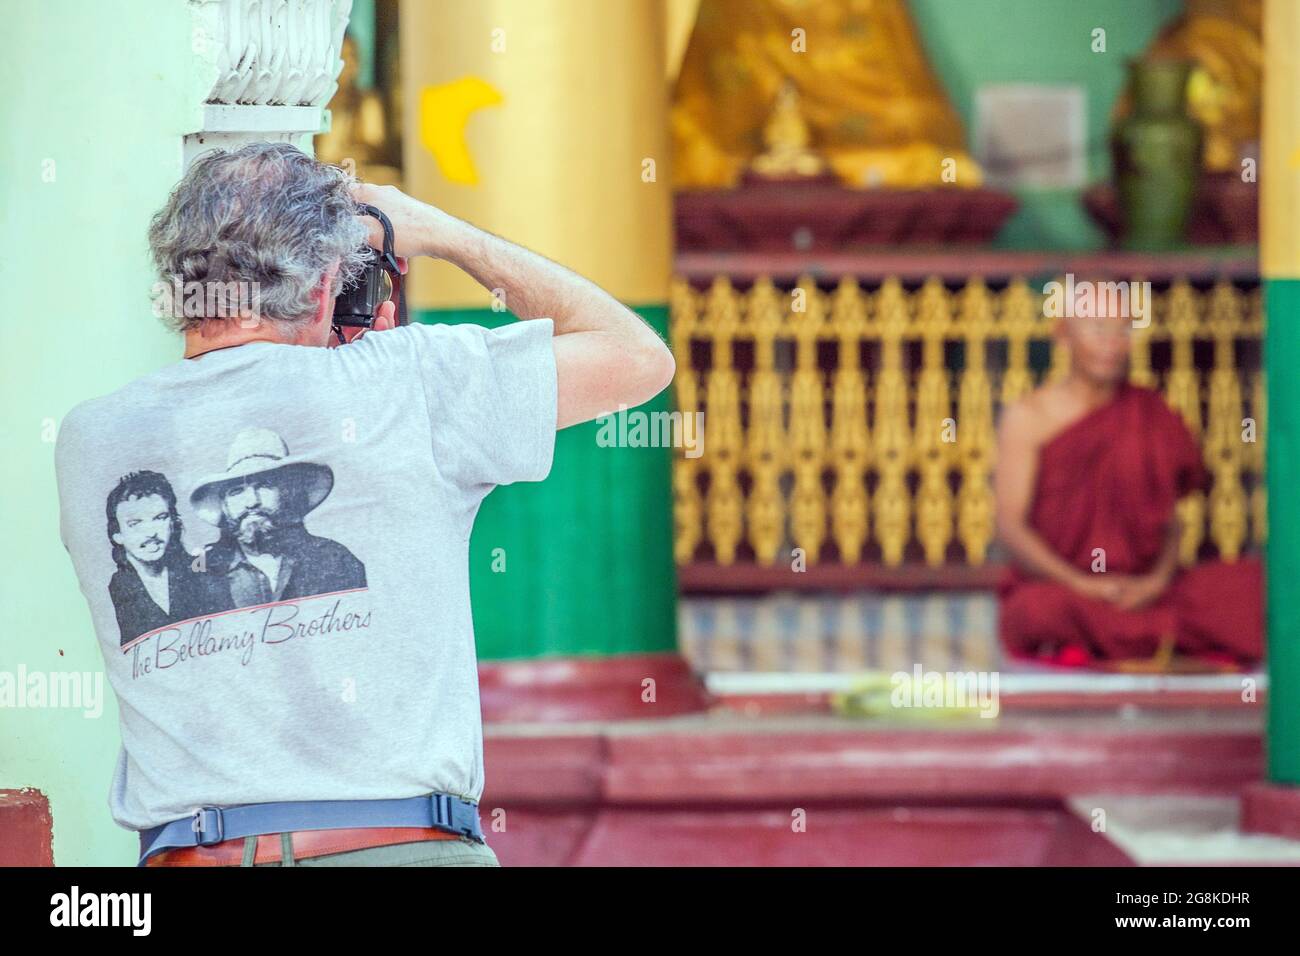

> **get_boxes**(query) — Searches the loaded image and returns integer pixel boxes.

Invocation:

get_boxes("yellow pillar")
[400,0,677,659]
[402,0,671,312]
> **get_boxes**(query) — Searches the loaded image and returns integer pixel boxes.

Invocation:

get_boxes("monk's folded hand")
[1068,572,1123,605]
[1110,572,1171,611]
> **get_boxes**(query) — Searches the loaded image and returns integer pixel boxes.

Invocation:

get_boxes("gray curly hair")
[147,142,370,332]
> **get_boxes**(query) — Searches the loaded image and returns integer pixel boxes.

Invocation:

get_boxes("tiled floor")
[677,593,1266,704]
[678,592,1000,675]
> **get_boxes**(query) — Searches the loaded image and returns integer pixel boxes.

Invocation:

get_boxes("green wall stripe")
[1265,278,1300,783]
[415,306,677,660]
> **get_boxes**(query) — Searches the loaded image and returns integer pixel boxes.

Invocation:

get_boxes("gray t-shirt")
[54,320,557,831]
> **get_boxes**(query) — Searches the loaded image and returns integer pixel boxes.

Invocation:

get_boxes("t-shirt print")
[55,320,557,831]
[106,427,370,668]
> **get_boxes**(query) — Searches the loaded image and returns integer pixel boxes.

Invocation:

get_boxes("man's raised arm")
[353,183,675,429]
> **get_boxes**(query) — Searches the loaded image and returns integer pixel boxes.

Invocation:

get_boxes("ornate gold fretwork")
[789,277,828,563]
[744,278,786,564]
[872,279,912,566]
[671,275,1263,570]
[1204,282,1248,561]
[670,278,703,564]
[913,279,954,567]
[955,280,996,566]
[702,278,744,564]
[1165,280,1205,564]
[828,278,871,563]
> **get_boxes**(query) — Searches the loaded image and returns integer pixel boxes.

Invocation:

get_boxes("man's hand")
[347,181,675,429]
[328,297,397,348]
[352,182,463,258]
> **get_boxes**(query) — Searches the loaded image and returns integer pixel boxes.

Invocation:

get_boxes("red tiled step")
[0,789,54,866]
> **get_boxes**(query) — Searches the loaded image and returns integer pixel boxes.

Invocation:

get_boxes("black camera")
[332,202,405,339]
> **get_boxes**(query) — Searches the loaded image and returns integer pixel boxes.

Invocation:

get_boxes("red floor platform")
[479,707,1267,866]
[472,651,1300,866]
[3,654,1285,867]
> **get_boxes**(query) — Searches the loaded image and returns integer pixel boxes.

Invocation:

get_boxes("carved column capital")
[191,0,352,106]
[184,0,353,168]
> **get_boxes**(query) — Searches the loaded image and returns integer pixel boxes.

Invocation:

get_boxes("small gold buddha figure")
[316,34,402,186]
[748,83,829,181]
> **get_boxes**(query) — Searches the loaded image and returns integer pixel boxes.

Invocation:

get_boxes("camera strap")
[358,202,402,280]
[333,202,404,343]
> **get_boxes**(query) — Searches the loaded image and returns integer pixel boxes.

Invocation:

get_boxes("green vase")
[1113,60,1202,250]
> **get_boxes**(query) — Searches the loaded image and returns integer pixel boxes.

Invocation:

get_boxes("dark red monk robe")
[999,383,1263,665]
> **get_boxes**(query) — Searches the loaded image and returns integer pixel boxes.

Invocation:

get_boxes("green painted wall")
[1264,278,1299,784]
[415,307,677,661]
[911,0,1184,250]
[0,0,214,866]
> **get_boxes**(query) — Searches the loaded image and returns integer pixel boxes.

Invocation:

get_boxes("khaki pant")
[242,834,500,867]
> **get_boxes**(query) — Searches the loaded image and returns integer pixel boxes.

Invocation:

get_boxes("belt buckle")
[429,794,454,832]
[430,794,481,842]
[191,806,225,847]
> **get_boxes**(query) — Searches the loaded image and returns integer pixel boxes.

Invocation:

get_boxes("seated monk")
[994,308,1263,670]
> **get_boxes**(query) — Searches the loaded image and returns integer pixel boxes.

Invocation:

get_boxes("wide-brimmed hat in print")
[190,428,333,527]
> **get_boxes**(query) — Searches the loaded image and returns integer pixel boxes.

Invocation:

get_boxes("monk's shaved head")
[1049,274,1144,388]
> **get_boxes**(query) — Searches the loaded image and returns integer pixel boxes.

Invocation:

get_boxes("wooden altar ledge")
[675,247,1260,287]
[678,560,1006,593]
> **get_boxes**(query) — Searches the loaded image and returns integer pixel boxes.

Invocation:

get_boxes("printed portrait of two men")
[104,427,367,649]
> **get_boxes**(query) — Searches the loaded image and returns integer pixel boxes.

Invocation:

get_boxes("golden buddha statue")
[316,34,403,186]
[672,0,982,190]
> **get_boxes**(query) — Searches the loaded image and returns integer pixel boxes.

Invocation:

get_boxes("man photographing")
[55,142,674,867]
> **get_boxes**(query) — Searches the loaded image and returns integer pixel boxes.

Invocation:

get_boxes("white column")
[185,0,353,167]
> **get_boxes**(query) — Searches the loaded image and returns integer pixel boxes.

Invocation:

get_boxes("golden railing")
[671,275,1265,573]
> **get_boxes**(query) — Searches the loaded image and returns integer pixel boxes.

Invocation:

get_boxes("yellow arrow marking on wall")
[419,76,504,186]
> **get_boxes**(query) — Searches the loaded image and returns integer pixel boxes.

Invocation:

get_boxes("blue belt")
[137,793,484,866]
